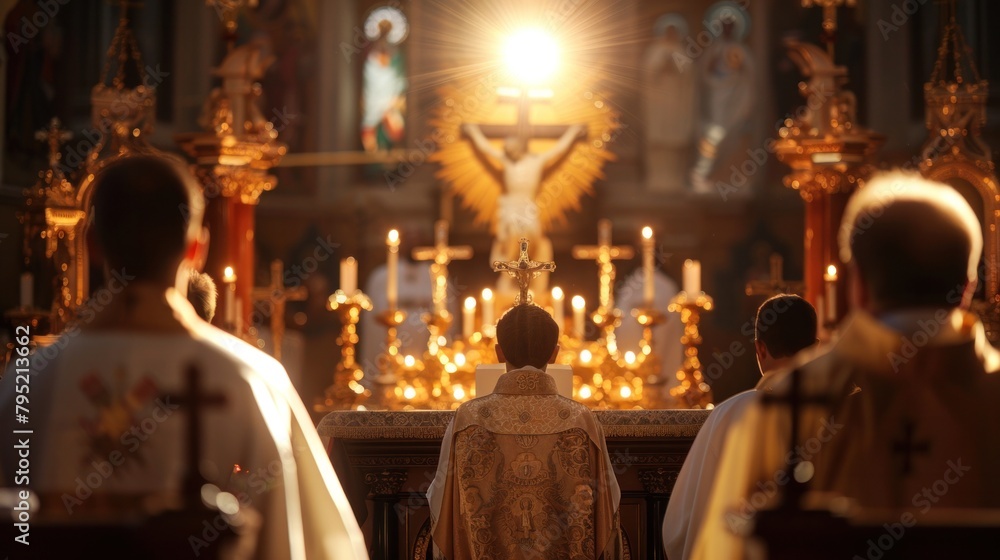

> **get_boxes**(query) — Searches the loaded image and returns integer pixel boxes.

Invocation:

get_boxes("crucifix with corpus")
[462,74,586,301]
[493,237,556,306]
[745,253,805,297]
[251,259,307,362]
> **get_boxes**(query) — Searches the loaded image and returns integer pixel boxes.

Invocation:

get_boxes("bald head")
[839,171,982,311]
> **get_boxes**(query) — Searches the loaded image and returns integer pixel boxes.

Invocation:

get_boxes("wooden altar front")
[320,409,709,560]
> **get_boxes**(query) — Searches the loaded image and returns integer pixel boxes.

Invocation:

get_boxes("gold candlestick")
[319,289,373,410]
[667,291,714,409]
[368,309,407,409]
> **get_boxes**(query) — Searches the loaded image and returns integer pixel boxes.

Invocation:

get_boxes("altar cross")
[492,237,556,305]
[251,259,307,362]
[760,368,832,509]
[572,219,634,312]
[892,420,930,476]
[163,364,228,505]
[471,87,571,148]
[745,254,805,297]
[412,220,473,314]
[35,118,72,173]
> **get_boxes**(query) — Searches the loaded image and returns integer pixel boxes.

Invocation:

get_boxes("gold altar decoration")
[773,37,883,325]
[919,0,1000,342]
[320,289,374,409]
[572,220,635,359]
[668,291,715,409]
[19,0,162,329]
[327,226,687,412]
[412,220,473,353]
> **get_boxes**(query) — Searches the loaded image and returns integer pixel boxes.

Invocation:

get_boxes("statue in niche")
[643,14,697,192]
[690,2,756,194]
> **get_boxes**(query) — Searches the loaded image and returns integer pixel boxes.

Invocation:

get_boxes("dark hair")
[187,270,218,322]
[755,294,817,359]
[839,172,981,311]
[495,304,559,369]
[90,155,204,281]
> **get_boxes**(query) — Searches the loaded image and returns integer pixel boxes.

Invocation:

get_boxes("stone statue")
[462,122,586,297]
[643,14,697,192]
[690,5,756,193]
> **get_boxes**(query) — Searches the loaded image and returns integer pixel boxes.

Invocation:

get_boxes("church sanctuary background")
[1,0,999,556]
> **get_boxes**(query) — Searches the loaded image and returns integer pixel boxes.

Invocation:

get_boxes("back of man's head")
[839,171,981,311]
[496,304,559,369]
[755,294,817,359]
[91,155,204,282]
[187,270,218,322]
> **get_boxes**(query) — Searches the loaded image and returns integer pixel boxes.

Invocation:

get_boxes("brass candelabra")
[667,291,714,409]
[318,289,373,410]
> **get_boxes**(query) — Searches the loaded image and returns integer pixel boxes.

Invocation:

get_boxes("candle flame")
[642,226,653,240]
[223,266,235,282]
[403,386,416,400]
[827,264,838,277]
[572,295,586,310]
[580,349,592,363]
[403,355,416,368]
[387,229,399,243]
[453,385,466,400]
[464,296,477,310]
[620,385,632,398]
[579,385,592,399]
[454,353,467,367]
[551,286,564,300]
[624,351,636,365]
[482,288,493,301]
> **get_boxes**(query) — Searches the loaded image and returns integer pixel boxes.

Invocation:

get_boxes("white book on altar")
[475,363,574,398]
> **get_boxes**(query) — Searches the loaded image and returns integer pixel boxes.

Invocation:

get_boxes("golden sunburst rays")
[429,76,620,233]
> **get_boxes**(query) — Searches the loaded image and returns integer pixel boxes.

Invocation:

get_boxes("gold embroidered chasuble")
[428,367,622,559]
[692,309,1000,559]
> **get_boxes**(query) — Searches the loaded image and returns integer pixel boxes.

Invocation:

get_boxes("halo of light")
[503,28,559,85]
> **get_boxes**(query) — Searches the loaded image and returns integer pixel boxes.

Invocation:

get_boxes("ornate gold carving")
[919,3,1000,341]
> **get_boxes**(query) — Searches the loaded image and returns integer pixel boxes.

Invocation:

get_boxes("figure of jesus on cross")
[462,100,585,300]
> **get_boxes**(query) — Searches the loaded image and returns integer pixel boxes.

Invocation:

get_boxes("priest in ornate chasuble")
[428,304,623,559]
[0,156,367,559]
[692,172,1000,559]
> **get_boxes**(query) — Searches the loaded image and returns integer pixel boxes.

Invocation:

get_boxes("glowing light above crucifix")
[502,28,560,86]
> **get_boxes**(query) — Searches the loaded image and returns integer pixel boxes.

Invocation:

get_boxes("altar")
[320,409,709,560]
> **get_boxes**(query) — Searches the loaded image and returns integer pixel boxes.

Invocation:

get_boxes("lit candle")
[824,264,838,323]
[463,296,477,339]
[481,288,494,334]
[387,230,399,310]
[683,259,701,294]
[572,295,586,340]
[19,272,33,309]
[223,266,236,327]
[551,287,565,334]
[642,226,655,305]
[341,257,358,294]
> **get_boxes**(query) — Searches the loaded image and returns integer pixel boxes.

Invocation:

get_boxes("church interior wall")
[1,0,998,406]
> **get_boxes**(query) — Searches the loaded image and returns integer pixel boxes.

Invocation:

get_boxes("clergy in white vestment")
[427,304,623,559]
[692,171,1000,559]
[0,156,368,560]
[663,294,817,560]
